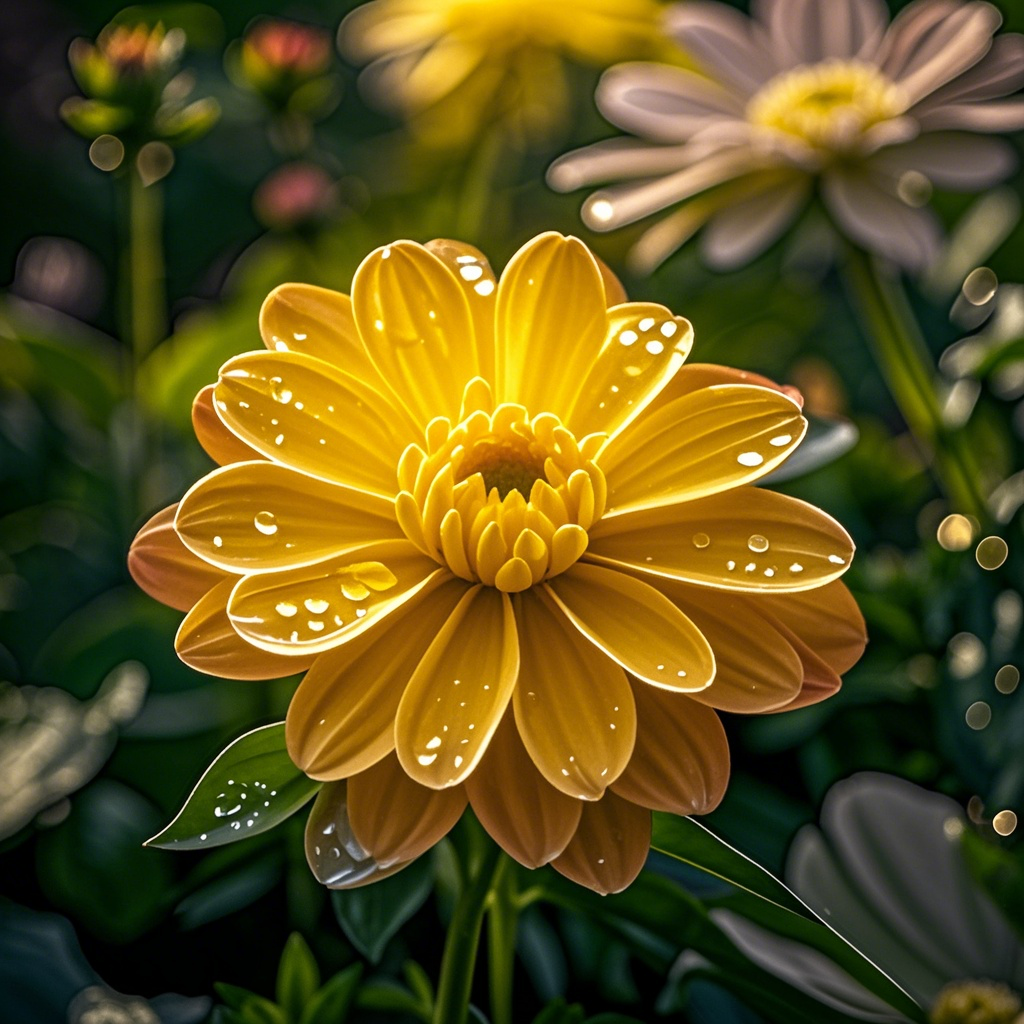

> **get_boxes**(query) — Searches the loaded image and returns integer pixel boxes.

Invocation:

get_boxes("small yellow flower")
[130,233,865,894]
[339,0,671,145]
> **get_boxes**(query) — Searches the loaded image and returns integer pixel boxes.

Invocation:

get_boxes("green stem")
[454,127,511,243]
[432,838,503,1024]
[842,246,989,523]
[487,856,519,1024]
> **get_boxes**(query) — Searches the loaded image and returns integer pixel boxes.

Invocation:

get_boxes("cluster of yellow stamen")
[396,379,607,593]
[930,980,1023,1024]
[748,59,904,152]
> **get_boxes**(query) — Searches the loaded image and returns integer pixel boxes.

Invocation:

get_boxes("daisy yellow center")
[747,60,904,151]
[929,980,1022,1024]
[395,378,606,593]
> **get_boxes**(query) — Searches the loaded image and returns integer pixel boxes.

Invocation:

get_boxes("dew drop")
[475,280,495,296]
[418,753,438,766]
[304,598,329,614]
[769,434,792,447]
[213,535,223,548]
[270,378,293,404]
[738,451,764,467]
[274,433,285,446]
[638,317,656,331]
[619,329,638,346]
[726,560,736,571]
[692,532,710,549]
[254,511,278,535]
[748,534,769,553]
[275,601,297,618]
[645,339,665,355]
[828,554,846,565]
[789,563,804,573]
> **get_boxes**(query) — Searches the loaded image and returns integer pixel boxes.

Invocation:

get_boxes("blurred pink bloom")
[253,162,336,229]
[244,19,332,78]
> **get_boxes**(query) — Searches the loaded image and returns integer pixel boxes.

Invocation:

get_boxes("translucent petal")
[612,682,729,814]
[129,503,225,612]
[649,361,803,412]
[351,241,477,427]
[588,488,855,593]
[494,233,607,417]
[465,711,582,868]
[600,385,806,516]
[176,461,400,573]
[228,541,444,655]
[546,563,715,692]
[348,754,466,866]
[175,579,313,679]
[763,617,842,713]
[287,578,467,780]
[551,791,651,895]
[567,302,693,443]
[192,385,258,466]
[513,590,635,800]
[395,586,519,788]
[214,350,412,495]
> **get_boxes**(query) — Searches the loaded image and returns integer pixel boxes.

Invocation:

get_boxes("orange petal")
[762,616,843,713]
[465,711,582,868]
[348,754,466,866]
[512,590,635,801]
[611,683,729,815]
[546,563,714,691]
[594,252,628,307]
[589,488,855,593]
[175,579,313,679]
[192,384,260,465]
[129,503,226,612]
[395,586,519,788]
[176,461,399,573]
[286,578,467,780]
[552,791,651,895]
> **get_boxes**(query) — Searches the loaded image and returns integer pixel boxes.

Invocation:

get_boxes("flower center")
[929,980,1022,1024]
[395,378,607,593]
[747,60,904,151]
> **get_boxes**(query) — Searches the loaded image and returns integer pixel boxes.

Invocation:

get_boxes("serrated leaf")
[146,723,320,850]
[299,964,362,1024]
[277,933,320,1024]
[331,855,433,963]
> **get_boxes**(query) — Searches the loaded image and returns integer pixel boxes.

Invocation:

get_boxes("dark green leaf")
[215,984,261,1012]
[109,3,225,47]
[355,980,430,1020]
[331,856,433,963]
[146,723,320,850]
[277,933,320,1024]
[961,829,1024,941]
[402,961,434,1010]
[299,965,362,1024]
[532,999,585,1024]
[586,1015,648,1023]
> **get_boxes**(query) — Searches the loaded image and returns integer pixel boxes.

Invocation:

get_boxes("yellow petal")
[658,582,804,713]
[348,754,466,866]
[351,241,477,427]
[512,590,635,800]
[259,283,384,388]
[228,541,444,654]
[589,488,855,593]
[424,238,497,386]
[215,350,412,495]
[465,711,582,868]
[762,616,843,713]
[192,385,258,466]
[305,781,412,889]
[494,233,607,416]
[286,578,467,780]
[551,791,650,895]
[395,586,519,788]
[594,252,628,307]
[546,563,714,692]
[600,385,806,516]
[176,461,399,573]
[647,361,803,412]
[611,683,729,815]
[175,579,313,679]
[567,303,692,443]
[129,503,225,612]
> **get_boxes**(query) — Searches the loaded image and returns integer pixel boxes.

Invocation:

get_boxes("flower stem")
[487,856,519,1024]
[842,246,989,523]
[432,836,503,1024]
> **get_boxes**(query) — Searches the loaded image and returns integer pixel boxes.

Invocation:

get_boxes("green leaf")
[532,1000,585,1024]
[402,961,434,1010]
[355,980,430,1020]
[59,98,132,138]
[299,964,362,1024]
[586,1015,648,1023]
[331,855,433,963]
[146,723,320,850]
[277,933,320,1024]
[214,983,261,1012]
[157,97,221,146]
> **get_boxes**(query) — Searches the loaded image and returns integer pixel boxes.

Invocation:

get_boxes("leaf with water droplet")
[146,723,320,850]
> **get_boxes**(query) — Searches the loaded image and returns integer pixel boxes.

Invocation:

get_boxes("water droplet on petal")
[276,601,297,618]
[748,534,769,553]
[304,598,329,614]
[738,451,764,467]
[692,532,710,549]
[254,511,277,535]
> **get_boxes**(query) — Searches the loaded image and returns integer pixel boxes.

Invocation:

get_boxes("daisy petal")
[215,350,411,495]
[757,0,888,63]
[192,385,258,466]
[176,579,313,679]
[287,578,467,780]
[228,541,444,654]
[494,233,606,417]
[589,488,855,592]
[351,241,477,427]
[348,754,466,866]
[600,384,806,516]
[176,461,399,573]
[513,590,636,800]
[552,791,650,895]
[548,138,697,191]
[395,586,519,789]
[466,710,583,868]
[868,133,1017,190]
[917,32,1024,106]
[546,563,715,692]
[915,97,1024,132]
[612,683,729,814]
[567,302,693,443]
[129,503,225,612]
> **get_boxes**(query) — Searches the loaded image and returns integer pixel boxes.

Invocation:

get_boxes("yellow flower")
[338,0,671,145]
[130,233,866,894]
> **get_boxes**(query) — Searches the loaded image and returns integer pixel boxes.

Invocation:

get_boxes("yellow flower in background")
[130,232,866,894]
[338,0,672,146]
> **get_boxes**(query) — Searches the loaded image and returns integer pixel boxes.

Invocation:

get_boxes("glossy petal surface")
[192,385,257,466]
